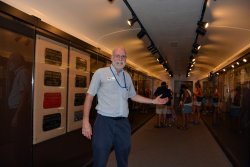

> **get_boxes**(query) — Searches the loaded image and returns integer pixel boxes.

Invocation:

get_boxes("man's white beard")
[114,61,125,69]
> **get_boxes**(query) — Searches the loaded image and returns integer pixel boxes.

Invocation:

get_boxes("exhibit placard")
[67,47,90,132]
[33,35,67,144]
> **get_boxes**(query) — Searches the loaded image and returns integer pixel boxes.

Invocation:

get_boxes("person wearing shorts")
[155,105,168,128]
[193,80,203,124]
[154,82,172,128]
[179,85,192,130]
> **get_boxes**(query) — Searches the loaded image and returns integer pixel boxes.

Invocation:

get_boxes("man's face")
[111,48,126,71]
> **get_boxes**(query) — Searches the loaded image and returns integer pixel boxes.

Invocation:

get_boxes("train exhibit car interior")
[0,0,249,167]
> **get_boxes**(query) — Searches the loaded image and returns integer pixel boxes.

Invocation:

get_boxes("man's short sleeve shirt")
[87,65,136,117]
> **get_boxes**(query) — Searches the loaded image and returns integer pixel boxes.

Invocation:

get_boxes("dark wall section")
[0,14,34,167]
[33,130,92,167]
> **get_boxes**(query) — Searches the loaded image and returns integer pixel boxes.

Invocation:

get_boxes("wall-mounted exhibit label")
[43,113,61,131]
[43,92,61,109]
[74,110,83,122]
[76,57,87,71]
[67,48,90,132]
[75,75,87,88]
[45,48,62,66]
[74,93,85,106]
[44,71,61,86]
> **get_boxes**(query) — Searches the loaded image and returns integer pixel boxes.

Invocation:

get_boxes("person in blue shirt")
[82,47,168,167]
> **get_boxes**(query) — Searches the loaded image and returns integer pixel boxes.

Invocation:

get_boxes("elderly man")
[82,47,168,167]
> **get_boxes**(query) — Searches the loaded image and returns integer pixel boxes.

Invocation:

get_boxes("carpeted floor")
[107,116,233,167]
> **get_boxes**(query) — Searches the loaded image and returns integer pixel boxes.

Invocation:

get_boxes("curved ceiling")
[2,0,250,82]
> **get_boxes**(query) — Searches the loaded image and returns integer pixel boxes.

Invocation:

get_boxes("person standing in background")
[193,80,203,124]
[166,87,175,127]
[82,47,168,167]
[153,81,172,128]
[179,85,192,130]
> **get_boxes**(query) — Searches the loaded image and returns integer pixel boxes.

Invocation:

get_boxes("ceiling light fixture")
[163,63,168,69]
[169,71,173,77]
[196,21,209,35]
[137,29,146,39]
[127,16,137,27]
[193,43,201,50]
[192,48,198,54]
[157,56,165,64]
[196,26,206,35]
[147,44,155,51]
[189,55,196,62]
[198,21,209,29]
[151,49,158,54]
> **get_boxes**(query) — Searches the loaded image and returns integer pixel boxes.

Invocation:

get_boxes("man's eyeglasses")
[113,54,127,60]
